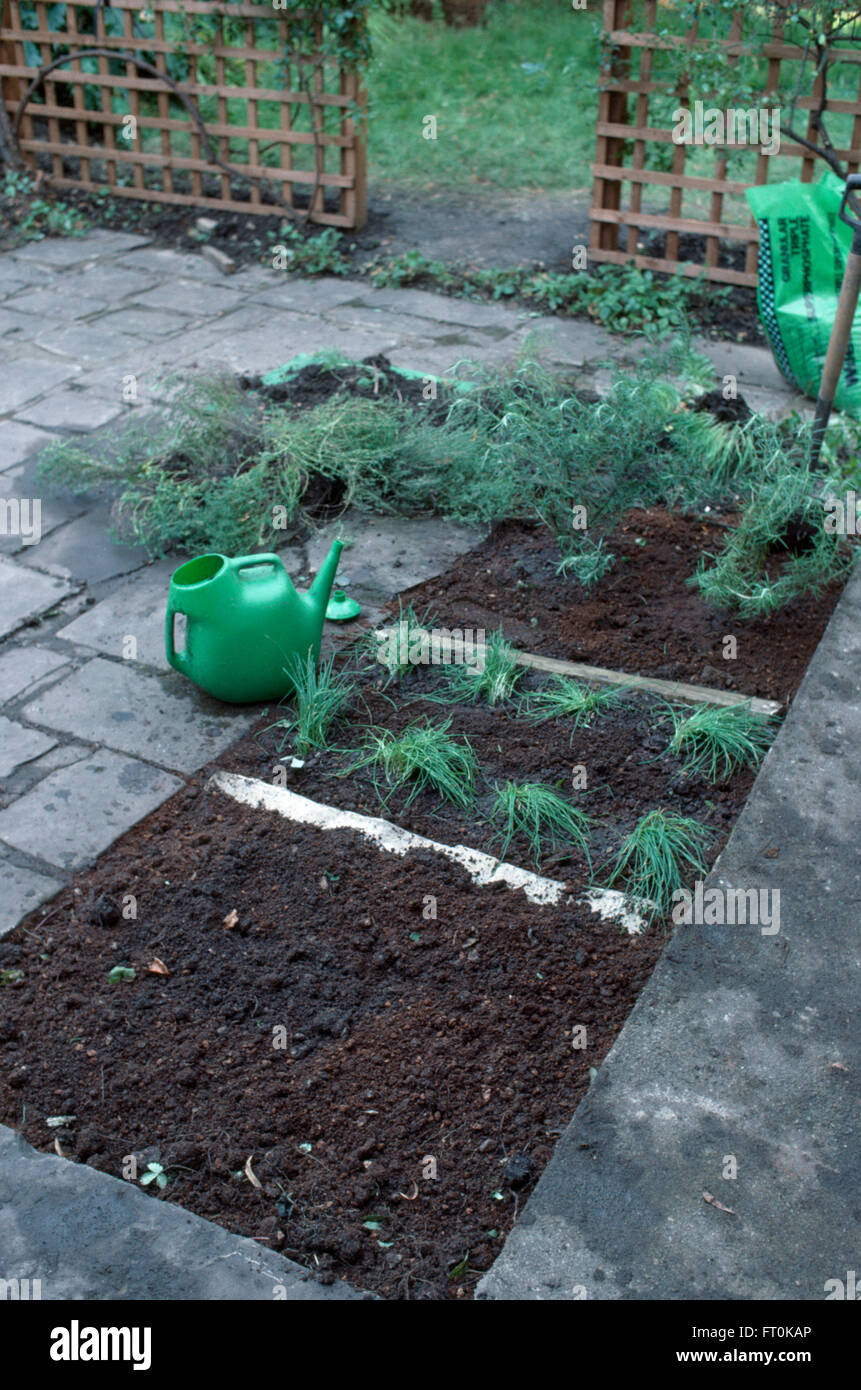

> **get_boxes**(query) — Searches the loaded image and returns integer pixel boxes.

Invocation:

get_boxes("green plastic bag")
[747,172,861,416]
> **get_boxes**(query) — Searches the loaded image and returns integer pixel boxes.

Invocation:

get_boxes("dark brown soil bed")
[0,666,762,1297]
[0,782,663,1300]
[403,507,843,706]
[223,672,756,881]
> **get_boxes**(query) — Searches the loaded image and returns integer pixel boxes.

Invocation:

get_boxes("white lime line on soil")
[209,771,647,932]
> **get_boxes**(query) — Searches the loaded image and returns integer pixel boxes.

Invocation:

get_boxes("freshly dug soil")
[225,672,756,879]
[239,354,458,417]
[403,508,843,706]
[0,676,759,1297]
[0,782,663,1300]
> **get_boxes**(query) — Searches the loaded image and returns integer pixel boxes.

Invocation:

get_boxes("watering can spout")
[307,538,343,614]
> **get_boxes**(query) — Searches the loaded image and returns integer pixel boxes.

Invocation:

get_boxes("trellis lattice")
[590,0,861,287]
[0,0,367,226]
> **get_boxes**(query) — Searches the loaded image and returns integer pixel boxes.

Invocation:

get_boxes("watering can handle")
[165,592,189,673]
[230,553,282,574]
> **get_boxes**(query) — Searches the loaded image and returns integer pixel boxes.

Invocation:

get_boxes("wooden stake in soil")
[422,634,782,720]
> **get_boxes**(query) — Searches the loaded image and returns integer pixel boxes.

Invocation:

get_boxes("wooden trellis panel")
[0,0,367,227]
[589,1,861,286]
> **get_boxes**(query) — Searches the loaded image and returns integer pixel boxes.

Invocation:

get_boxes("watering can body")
[165,542,342,703]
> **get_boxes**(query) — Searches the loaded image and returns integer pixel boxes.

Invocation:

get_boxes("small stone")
[201,245,236,275]
[90,893,121,928]
[504,1153,534,1190]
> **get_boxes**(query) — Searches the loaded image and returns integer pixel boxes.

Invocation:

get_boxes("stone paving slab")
[478,560,861,1302]
[10,231,152,267]
[0,714,57,776]
[0,262,41,296]
[0,305,39,338]
[35,323,144,366]
[20,506,150,584]
[0,1125,369,1299]
[0,859,64,936]
[0,556,74,639]
[0,358,81,414]
[20,656,255,774]
[10,239,118,269]
[57,558,182,670]
[307,510,484,599]
[5,287,109,321]
[248,273,364,312]
[0,465,88,556]
[114,245,232,281]
[694,336,790,393]
[0,747,182,870]
[0,644,70,703]
[16,389,125,432]
[0,420,53,471]
[65,263,160,299]
[99,305,191,337]
[133,277,244,316]
[183,320,402,375]
[346,285,527,331]
[327,302,505,341]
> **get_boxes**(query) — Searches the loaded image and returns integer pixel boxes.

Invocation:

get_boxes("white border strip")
[209,771,647,931]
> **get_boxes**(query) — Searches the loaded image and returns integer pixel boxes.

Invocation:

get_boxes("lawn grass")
[365,2,601,191]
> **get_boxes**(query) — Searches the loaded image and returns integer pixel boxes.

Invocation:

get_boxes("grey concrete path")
[478,561,861,1301]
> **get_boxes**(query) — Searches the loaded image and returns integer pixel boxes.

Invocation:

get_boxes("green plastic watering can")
[165,541,343,703]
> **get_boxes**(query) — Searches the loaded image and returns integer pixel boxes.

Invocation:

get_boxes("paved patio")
[0,229,805,936]
[4,228,848,1304]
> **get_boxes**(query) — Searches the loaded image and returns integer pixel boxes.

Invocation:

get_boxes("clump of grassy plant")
[366,601,437,685]
[555,536,615,588]
[488,780,592,866]
[435,629,522,706]
[268,652,357,757]
[691,464,855,617]
[351,717,477,810]
[521,677,629,729]
[601,809,711,919]
[664,703,776,783]
[36,374,289,558]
